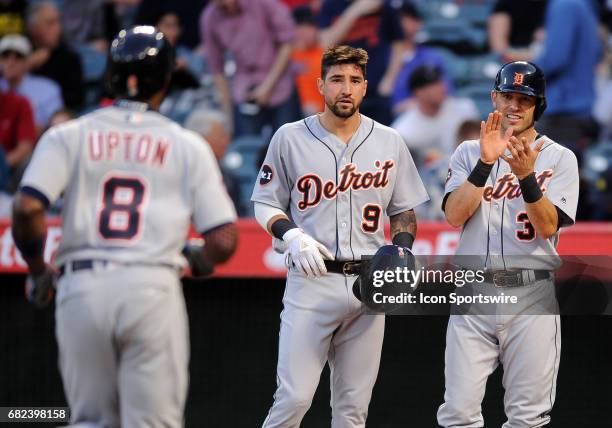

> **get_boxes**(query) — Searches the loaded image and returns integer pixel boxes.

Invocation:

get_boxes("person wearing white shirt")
[392,65,479,165]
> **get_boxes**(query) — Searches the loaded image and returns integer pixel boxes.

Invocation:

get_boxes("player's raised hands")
[479,111,514,164]
[502,136,545,179]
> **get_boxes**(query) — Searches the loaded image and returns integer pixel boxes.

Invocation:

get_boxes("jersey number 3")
[98,176,146,240]
[515,212,536,242]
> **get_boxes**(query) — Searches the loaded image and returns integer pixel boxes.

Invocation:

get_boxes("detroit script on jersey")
[482,170,553,202]
[294,160,395,210]
[444,137,579,269]
[252,115,429,260]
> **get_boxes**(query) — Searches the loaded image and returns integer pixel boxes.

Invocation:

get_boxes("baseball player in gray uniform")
[437,61,579,427]
[11,27,238,427]
[251,45,428,427]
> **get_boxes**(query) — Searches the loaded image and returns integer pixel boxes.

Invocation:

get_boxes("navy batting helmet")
[493,61,547,121]
[353,245,418,313]
[104,26,174,100]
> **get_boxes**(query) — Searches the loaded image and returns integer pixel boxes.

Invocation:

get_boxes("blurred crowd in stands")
[1,0,611,221]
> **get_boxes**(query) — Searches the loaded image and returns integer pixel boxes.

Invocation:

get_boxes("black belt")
[482,270,550,288]
[58,259,104,276]
[324,260,362,276]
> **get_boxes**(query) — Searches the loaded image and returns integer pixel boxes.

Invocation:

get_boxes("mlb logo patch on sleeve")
[260,165,274,185]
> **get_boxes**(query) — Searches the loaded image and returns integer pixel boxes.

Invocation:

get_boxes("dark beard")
[328,99,358,118]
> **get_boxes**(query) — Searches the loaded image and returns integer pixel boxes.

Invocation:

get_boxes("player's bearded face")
[320,64,367,118]
[493,91,537,134]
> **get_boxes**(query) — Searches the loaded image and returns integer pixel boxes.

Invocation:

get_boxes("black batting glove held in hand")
[182,243,214,278]
[25,264,57,308]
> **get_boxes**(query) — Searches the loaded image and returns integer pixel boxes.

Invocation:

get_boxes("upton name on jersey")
[20,106,236,268]
[87,130,171,167]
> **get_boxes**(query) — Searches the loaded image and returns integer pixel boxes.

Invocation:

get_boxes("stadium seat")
[457,2,495,27]
[72,43,107,110]
[430,47,470,85]
[222,135,267,217]
[223,135,265,180]
[421,20,487,53]
[464,53,503,84]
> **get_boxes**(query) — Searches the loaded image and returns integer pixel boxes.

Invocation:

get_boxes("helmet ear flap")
[535,97,547,121]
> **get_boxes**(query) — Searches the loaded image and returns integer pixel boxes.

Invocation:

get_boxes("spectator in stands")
[184,109,245,216]
[457,120,481,145]
[135,7,222,124]
[414,119,481,221]
[26,1,84,111]
[0,145,10,216]
[135,0,208,49]
[0,89,35,194]
[282,0,311,9]
[60,0,109,54]
[201,0,301,139]
[381,0,453,116]
[291,5,324,116]
[533,0,602,156]
[47,107,75,128]
[317,0,403,125]
[392,65,479,166]
[488,0,548,61]
[0,0,26,38]
[155,10,204,78]
[0,34,63,135]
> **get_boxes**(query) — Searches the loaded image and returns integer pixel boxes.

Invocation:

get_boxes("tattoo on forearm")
[390,209,417,237]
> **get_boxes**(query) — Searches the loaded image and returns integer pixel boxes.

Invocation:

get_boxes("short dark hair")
[408,64,443,91]
[399,0,422,20]
[321,45,368,79]
[292,5,316,25]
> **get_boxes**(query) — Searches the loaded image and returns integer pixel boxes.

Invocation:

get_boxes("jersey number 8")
[98,176,147,241]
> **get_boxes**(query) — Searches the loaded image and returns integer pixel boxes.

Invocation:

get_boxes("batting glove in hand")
[284,228,334,278]
[25,264,57,308]
[183,242,214,278]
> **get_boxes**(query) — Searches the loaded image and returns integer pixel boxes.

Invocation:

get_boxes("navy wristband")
[271,218,298,240]
[392,232,415,249]
[519,173,543,203]
[467,159,494,187]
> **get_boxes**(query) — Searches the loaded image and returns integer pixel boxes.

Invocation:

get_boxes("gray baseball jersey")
[437,134,578,428]
[21,105,236,268]
[252,114,429,260]
[19,103,236,427]
[444,136,579,269]
[252,114,428,427]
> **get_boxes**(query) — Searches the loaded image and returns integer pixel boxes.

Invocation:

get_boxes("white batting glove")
[283,228,334,278]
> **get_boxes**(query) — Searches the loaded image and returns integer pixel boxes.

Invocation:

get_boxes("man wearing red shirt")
[0,90,36,169]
